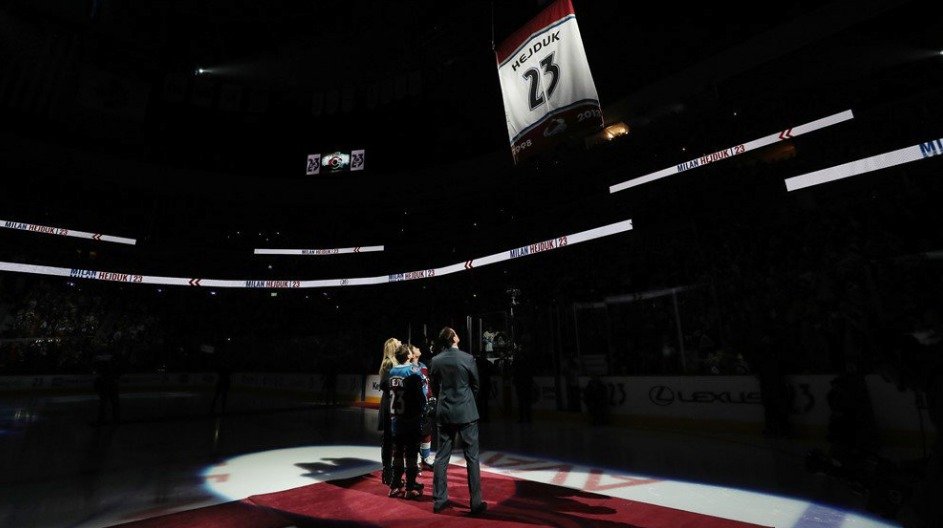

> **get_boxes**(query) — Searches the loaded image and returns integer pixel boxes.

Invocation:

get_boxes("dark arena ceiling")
[0,0,941,297]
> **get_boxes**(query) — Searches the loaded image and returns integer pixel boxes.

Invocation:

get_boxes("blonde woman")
[379,337,400,485]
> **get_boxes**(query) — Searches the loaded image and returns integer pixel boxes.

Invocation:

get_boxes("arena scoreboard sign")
[306,149,365,175]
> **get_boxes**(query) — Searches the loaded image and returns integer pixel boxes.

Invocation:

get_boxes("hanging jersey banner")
[495,0,603,163]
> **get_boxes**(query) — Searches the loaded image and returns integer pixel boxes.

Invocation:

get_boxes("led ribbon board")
[0,219,136,245]
[0,219,632,289]
[254,246,384,255]
[784,136,943,191]
[609,110,855,194]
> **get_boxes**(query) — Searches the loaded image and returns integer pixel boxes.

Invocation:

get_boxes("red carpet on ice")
[114,466,771,528]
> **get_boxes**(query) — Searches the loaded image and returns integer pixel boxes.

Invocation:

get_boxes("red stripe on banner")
[495,0,575,63]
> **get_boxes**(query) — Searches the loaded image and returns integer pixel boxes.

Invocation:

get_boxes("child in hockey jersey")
[410,345,436,468]
[387,344,427,498]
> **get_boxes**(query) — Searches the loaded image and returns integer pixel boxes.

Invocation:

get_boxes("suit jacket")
[430,347,480,424]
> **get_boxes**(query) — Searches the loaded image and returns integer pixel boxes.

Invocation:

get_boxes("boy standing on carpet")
[387,344,427,499]
[410,344,436,469]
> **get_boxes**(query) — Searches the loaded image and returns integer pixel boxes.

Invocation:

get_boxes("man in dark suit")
[429,327,487,516]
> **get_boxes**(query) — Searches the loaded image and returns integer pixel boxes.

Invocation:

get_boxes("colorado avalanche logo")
[543,117,567,137]
[326,154,344,168]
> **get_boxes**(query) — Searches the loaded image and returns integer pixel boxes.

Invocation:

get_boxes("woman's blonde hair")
[380,337,401,375]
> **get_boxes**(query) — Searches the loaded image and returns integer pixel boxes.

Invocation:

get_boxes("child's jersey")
[388,363,426,433]
[417,361,432,399]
